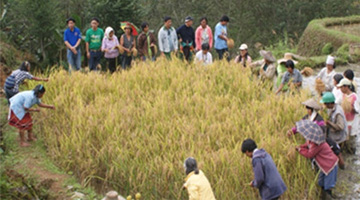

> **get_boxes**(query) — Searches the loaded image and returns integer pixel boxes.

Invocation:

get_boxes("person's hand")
[161,52,165,57]
[50,105,55,110]
[287,129,293,137]
[104,49,108,53]
[150,43,155,47]
[249,181,254,187]
[295,146,301,152]
[87,52,90,59]
[70,46,77,55]
[33,108,41,112]
[43,78,49,82]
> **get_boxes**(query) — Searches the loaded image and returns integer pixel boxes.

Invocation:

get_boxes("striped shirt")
[4,69,33,93]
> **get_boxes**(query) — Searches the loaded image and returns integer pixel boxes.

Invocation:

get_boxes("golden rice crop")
[27,57,319,199]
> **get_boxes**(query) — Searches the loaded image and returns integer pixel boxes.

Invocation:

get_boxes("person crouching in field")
[182,157,216,200]
[241,139,287,200]
[194,43,213,66]
[4,61,49,104]
[8,85,55,147]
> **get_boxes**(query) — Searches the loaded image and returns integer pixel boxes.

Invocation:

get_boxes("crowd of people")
[2,14,360,200]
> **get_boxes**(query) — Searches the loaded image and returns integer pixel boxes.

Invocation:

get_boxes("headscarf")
[105,27,114,39]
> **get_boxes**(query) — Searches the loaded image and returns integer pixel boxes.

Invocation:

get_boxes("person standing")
[195,17,213,51]
[137,22,156,61]
[8,85,55,147]
[101,27,119,73]
[158,16,178,59]
[316,55,336,92]
[120,24,136,69]
[194,43,213,66]
[64,17,82,72]
[241,139,287,200]
[337,78,359,154]
[214,15,230,61]
[4,61,49,104]
[85,17,104,71]
[177,16,195,61]
[182,157,216,200]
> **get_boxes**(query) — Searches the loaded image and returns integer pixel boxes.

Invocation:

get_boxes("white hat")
[239,44,248,50]
[337,78,352,87]
[326,55,335,65]
[102,191,124,200]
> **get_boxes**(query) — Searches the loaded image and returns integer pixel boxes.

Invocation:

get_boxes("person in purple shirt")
[101,27,119,73]
[242,138,287,200]
[64,17,82,72]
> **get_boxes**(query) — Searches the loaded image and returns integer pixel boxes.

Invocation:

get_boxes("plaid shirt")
[4,69,34,93]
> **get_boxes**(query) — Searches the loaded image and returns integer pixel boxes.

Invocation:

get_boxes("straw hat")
[302,99,322,111]
[301,67,314,77]
[259,50,276,63]
[239,44,248,50]
[277,53,298,64]
[227,38,234,49]
[102,191,124,200]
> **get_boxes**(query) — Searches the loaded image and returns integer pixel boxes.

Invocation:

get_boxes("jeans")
[141,56,156,62]
[4,87,17,105]
[318,165,338,190]
[121,55,132,70]
[89,50,102,71]
[216,48,230,61]
[67,48,81,71]
[106,58,117,73]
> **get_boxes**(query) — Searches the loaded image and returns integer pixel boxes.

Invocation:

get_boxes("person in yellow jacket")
[183,157,216,200]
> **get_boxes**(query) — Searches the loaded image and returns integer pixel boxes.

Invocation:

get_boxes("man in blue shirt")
[176,16,195,61]
[64,17,82,71]
[214,15,230,61]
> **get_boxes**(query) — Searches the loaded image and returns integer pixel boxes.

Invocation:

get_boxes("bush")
[28,59,318,199]
[297,15,360,56]
[321,43,333,55]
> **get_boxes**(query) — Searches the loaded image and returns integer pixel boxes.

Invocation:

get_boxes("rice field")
[28,58,319,199]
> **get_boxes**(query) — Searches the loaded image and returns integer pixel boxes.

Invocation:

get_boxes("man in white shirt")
[194,43,213,66]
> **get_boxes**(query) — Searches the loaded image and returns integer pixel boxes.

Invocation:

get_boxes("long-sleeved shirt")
[176,24,195,48]
[251,60,276,80]
[195,25,213,51]
[158,26,178,53]
[252,149,287,200]
[183,170,216,200]
[298,141,338,175]
[101,35,119,58]
[326,104,347,144]
[316,67,336,91]
[137,32,156,57]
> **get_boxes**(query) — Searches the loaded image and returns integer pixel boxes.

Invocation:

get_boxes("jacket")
[137,32,156,57]
[183,170,216,200]
[252,149,287,200]
[298,141,338,175]
[252,60,276,80]
[326,104,347,144]
[158,26,178,53]
[195,25,213,51]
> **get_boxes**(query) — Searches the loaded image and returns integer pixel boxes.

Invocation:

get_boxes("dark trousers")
[106,58,117,73]
[89,50,102,71]
[216,48,230,61]
[183,46,191,61]
[4,87,17,105]
[121,55,132,70]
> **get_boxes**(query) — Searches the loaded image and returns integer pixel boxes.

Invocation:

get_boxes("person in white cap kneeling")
[316,55,336,92]
[234,43,252,68]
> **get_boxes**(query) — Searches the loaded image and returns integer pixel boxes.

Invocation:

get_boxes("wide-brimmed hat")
[239,44,248,50]
[277,53,298,64]
[102,191,124,200]
[259,50,276,63]
[302,99,322,111]
[337,78,352,87]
